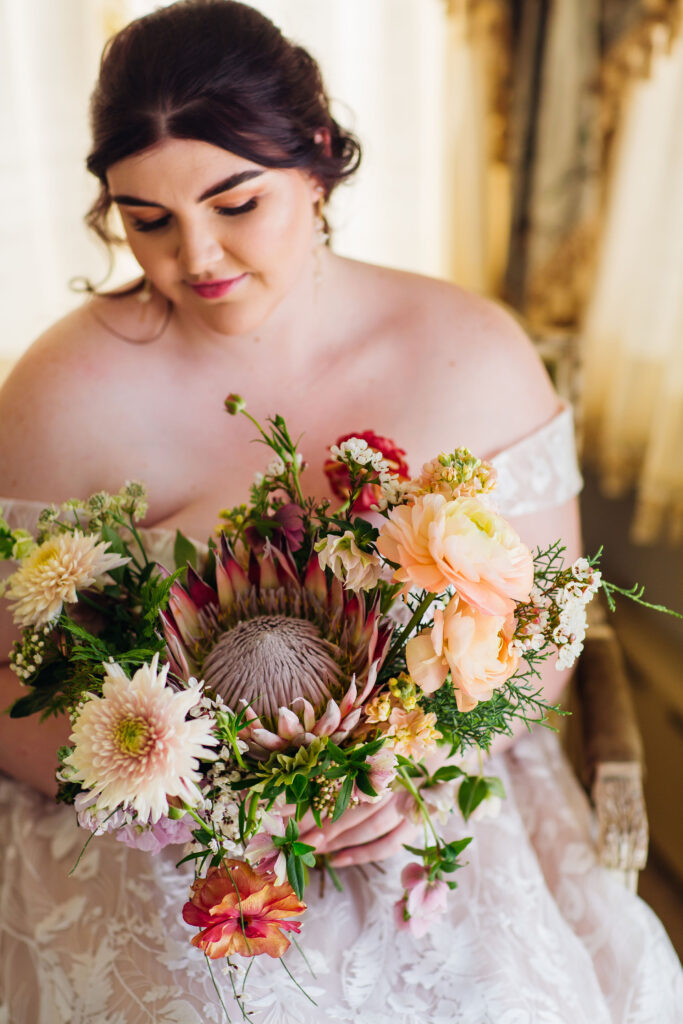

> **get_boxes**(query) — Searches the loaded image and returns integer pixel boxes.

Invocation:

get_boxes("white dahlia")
[65,655,218,823]
[6,530,129,628]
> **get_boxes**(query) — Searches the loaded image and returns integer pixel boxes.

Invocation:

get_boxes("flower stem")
[386,591,436,665]
[397,765,441,846]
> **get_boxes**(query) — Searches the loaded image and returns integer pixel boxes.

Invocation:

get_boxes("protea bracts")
[160,538,392,757]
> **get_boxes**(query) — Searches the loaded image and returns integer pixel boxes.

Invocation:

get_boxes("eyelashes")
[131,198,258,233]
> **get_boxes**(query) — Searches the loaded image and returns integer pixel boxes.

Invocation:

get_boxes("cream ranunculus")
[406,596,519,712]
[377,493,533,616]
[315,531,382,591]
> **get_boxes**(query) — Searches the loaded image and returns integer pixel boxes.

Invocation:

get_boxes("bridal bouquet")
[0,396,664,994]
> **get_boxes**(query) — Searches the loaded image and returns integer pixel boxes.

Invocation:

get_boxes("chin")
[187,301,264,337]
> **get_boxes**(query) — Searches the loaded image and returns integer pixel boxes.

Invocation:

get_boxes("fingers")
[329,819,419,868]
[316,800,404,854]
[299,794,394,851]
[295,808,317,835]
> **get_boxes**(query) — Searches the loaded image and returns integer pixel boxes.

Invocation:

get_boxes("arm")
[0,325,99,792]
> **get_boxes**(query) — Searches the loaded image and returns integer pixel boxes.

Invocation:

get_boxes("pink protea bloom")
[245,812,287,883]
[160,537,392,758]
[65,654,218,823]
[394,862,449,938]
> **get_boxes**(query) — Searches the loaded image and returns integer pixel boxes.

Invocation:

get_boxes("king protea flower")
[160,537,392,757]
[183,860,305,959]
[6,530,129,628]
[64,654,218,822]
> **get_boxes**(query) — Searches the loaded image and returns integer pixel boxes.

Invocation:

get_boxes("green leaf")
[290,773,308,799]
[402,843,430,858]
[291,841,316,856]
[483,775,506,799]
[440,836,473,862]
[331,774,354,822]
[287,852,305,900]
[173,530,198,571]
[431,765,465,784]
[100,524,126,556]
[458,776,489,821]
[354,772,378,798]
[325,741,347,764]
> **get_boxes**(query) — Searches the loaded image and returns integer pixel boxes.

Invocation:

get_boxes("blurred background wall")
[0,0,681,940]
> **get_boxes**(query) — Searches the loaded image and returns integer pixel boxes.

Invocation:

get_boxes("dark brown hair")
[85,0,361,255]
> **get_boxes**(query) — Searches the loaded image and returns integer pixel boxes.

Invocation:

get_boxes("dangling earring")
[137,276,152,303]
[313,195,329,289]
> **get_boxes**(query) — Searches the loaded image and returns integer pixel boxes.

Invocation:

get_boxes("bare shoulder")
[346,260,560,457]
[0,293,155,501]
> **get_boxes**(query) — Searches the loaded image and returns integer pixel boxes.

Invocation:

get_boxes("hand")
[298,793,419,868]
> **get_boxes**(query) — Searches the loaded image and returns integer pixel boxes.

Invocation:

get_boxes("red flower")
[182,860,306,959]
[324,430,410,511]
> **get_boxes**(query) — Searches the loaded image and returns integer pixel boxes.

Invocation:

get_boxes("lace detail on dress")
[1,730,682,1023]
[489,403,583,517]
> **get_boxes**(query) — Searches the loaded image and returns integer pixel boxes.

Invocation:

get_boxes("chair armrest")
[576,614,649,887]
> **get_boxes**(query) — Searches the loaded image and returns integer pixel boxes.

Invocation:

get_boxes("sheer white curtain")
[0,0,453,369]
[581,26,683,543]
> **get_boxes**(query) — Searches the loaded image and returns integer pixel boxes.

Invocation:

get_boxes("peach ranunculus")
[376,493,533,616]
[182,860,305,959]
[406,596,519,712]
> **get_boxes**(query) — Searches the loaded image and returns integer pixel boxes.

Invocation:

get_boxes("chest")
[93,345,423,535]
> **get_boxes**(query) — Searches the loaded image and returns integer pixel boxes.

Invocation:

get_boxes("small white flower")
[265,456,286,478]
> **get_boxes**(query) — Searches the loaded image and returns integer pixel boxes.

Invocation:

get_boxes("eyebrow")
[111,170,265,208]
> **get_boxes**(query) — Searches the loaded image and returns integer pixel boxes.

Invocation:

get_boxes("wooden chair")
[534,327,649,893]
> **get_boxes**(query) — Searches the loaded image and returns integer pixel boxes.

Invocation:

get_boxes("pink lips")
[189,274,247,299]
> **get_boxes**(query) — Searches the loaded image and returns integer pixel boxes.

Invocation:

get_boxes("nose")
[177,220,225,278]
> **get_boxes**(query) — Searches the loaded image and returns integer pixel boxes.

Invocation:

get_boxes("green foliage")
[457,774,505,822]
[270,818,317,900]
[418,670,561,755]
[403,836,473,887]
[174,530,198,574]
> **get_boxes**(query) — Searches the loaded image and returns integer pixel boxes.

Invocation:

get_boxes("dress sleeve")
[488,404,583,518]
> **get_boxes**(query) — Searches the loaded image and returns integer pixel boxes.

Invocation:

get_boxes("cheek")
[245,194,313,272]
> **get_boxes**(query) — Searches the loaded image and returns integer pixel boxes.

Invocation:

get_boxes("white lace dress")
[1,407,681,1024]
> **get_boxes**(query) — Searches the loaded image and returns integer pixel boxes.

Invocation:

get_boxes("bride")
[0,2,680,1021]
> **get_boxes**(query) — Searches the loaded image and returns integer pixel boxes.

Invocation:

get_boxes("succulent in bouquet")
[1,396,678,1012]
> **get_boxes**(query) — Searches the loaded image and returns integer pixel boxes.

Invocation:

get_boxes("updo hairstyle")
[85,0,361,254]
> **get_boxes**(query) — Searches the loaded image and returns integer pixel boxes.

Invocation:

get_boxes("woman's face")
[106,138,321,336]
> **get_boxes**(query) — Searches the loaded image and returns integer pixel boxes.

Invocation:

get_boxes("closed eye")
[130,198,258,233]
